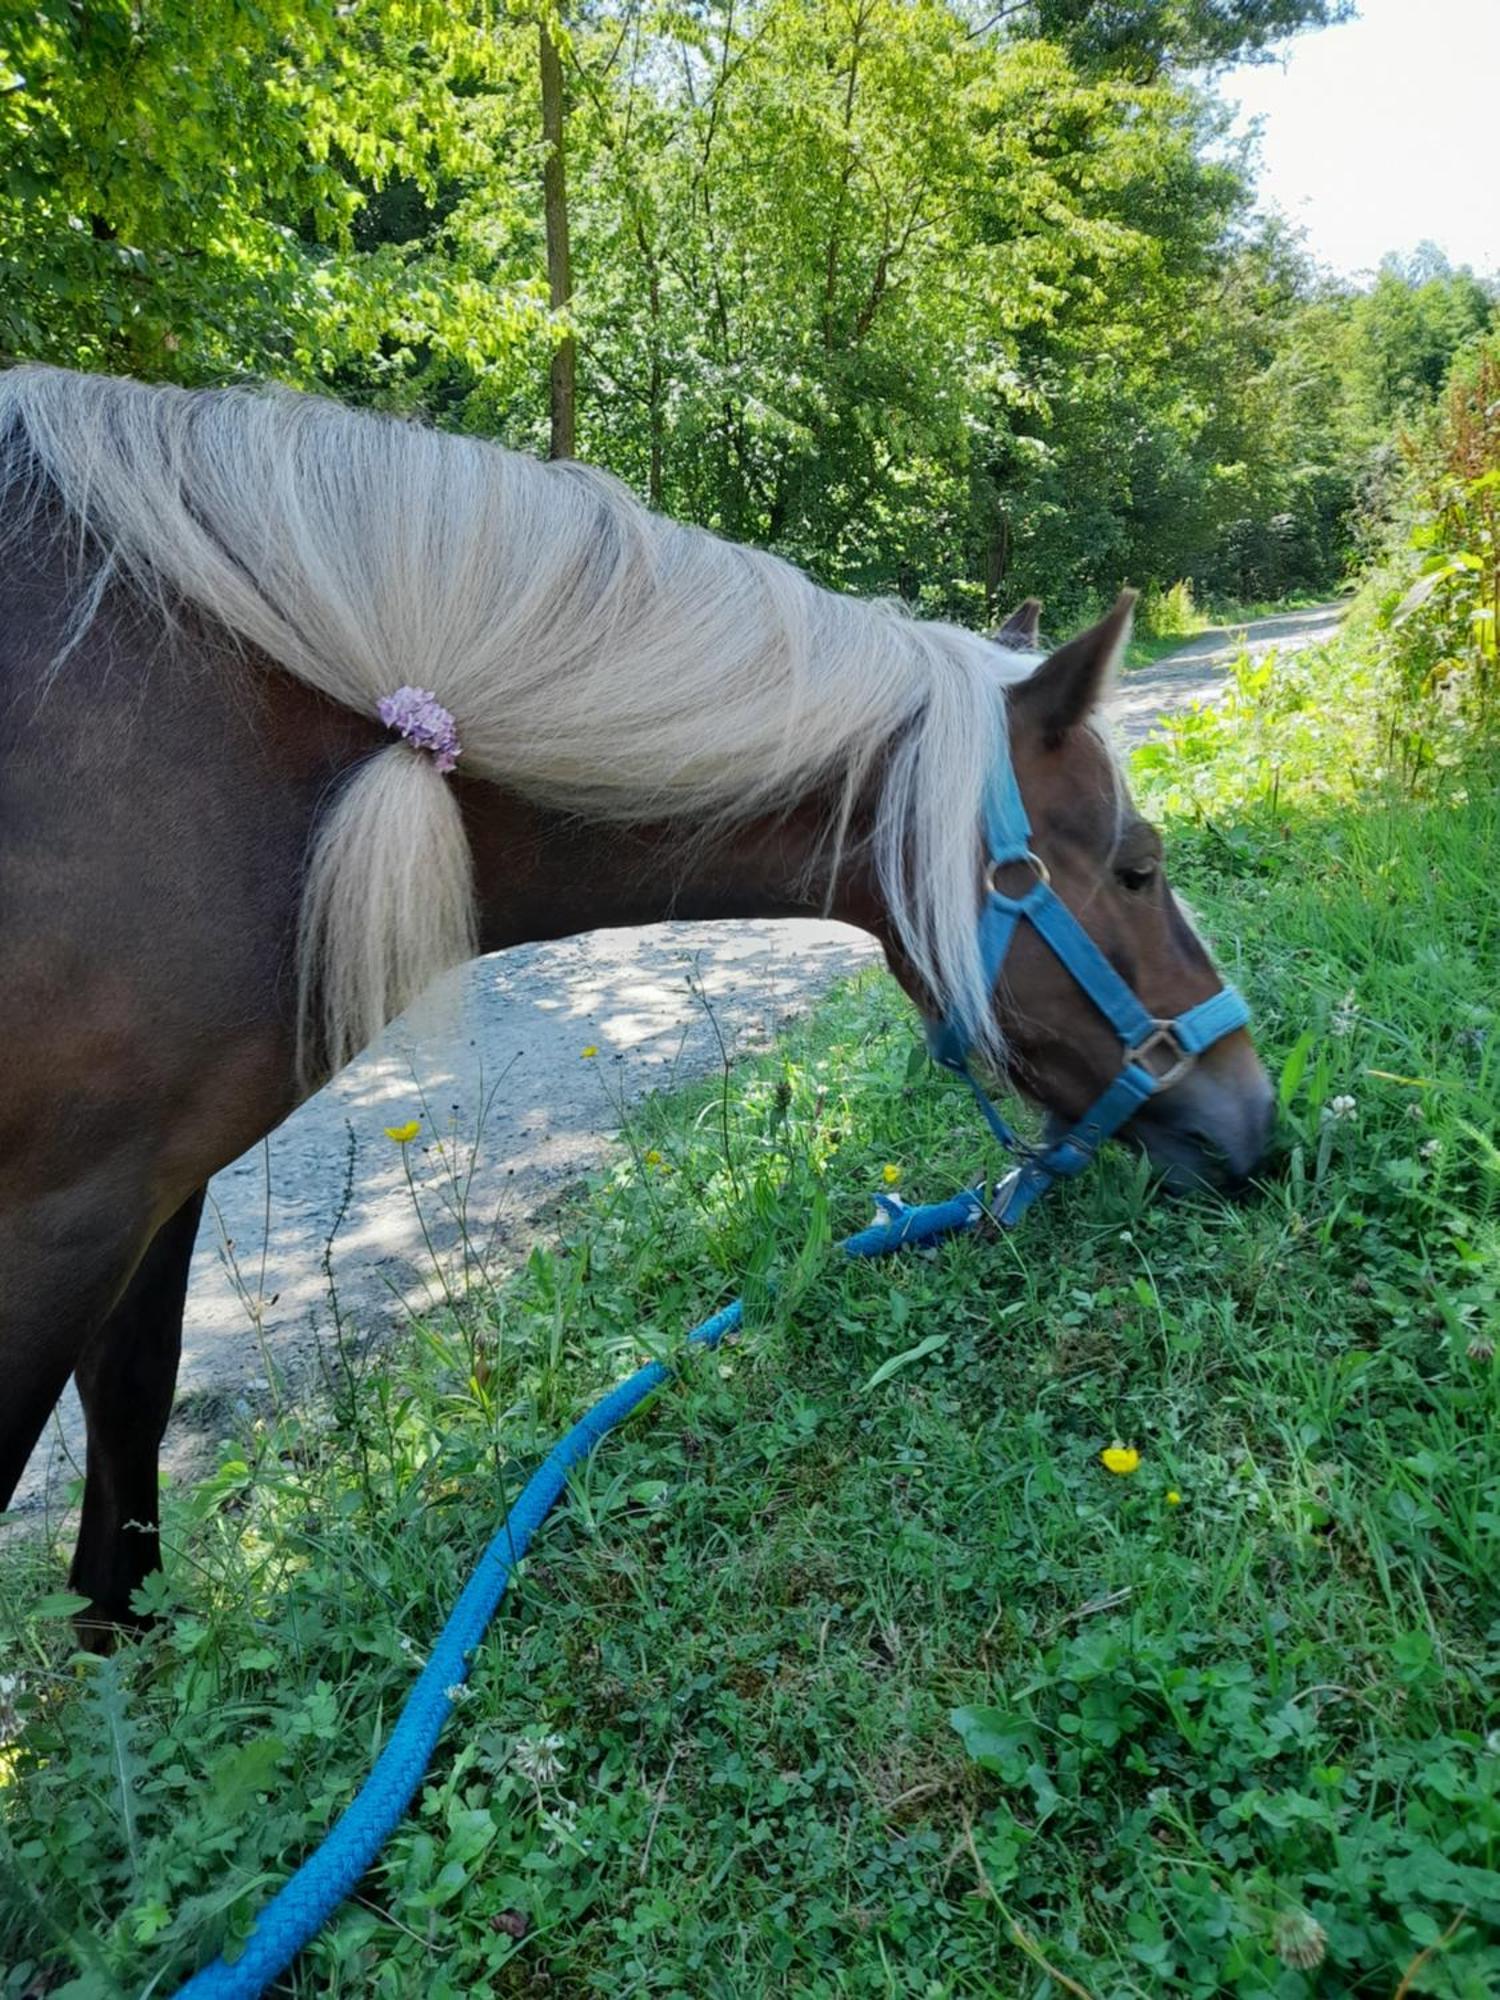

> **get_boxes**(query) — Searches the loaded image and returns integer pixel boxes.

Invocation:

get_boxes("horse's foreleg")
[68,1187,206,1642]
[0,1183,152,1513]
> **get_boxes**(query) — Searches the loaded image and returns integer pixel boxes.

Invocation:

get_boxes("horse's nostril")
[1179,1067,1274,1178]
[1125,1063,1275,1194]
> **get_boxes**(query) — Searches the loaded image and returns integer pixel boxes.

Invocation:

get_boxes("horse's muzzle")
[1124,1061,1276,1193]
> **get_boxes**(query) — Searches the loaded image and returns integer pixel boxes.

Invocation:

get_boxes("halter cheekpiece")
[930,714,1251,1225]
[378,686,462,774]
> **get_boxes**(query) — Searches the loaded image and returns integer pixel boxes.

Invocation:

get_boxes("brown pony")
[0,366,1272,1637]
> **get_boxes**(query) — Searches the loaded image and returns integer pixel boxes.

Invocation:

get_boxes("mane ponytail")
[297,743,476,1079]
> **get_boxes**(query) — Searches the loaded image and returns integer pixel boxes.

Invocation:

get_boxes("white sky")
[1216,0,1500,280]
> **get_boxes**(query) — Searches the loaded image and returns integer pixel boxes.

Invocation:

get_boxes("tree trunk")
[539,15,575,459]
[634,217,663,507]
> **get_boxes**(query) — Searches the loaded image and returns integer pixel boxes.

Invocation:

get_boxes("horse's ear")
[1008,591,1136,749]
[993,598,1042,650]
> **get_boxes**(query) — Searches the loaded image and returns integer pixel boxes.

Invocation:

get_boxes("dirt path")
[12,600,1343,1520]
[1110,601,1345,738]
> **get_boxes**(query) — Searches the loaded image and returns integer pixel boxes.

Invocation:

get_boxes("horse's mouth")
[1041,1073,1275,1197]
[1120,1107,1259,1194]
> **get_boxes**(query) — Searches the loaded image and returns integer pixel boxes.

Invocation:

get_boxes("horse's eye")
[1116,859,1159,894]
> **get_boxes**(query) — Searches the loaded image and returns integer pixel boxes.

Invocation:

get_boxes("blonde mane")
[0,365,1042,1076]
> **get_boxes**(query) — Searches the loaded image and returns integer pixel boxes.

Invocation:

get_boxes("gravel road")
[12,600,1344,1518]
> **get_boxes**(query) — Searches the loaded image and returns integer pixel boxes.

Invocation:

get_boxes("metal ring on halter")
[1125,1020,1196,1091]
[985,849,1051,897]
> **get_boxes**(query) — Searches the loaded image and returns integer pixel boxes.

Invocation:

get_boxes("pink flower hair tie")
[377,686,462,775]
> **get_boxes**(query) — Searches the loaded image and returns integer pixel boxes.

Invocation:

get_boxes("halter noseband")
[927,727,1251,1226]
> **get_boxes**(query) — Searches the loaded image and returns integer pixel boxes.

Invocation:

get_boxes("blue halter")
[927,728,1251,1226]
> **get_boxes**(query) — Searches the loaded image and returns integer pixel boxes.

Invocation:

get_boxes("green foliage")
[1361,332,1500,735]
[0,1,547,387]
[1137,579,1207,640]
[1014,0,1355,74]
[6,624,1500,1996]
[1349,255,1496,435]
[5,0,1487,621]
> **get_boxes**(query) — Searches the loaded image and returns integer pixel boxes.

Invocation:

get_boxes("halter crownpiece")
[377,686,462,774]
[930,712,1251,1226]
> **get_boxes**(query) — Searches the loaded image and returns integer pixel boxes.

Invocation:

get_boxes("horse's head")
[956,595,1272,1194]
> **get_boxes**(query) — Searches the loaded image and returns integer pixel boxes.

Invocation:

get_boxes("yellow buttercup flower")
[1166,1489,1182,1506]
[644,1149,663,1167]
[882,1163,901,1185]
[384,1120,421,1144]
[1100,1444,1141,1476]
[581,1045,598,1059]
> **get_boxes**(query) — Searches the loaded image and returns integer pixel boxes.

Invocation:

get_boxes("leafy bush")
[1137,580,1206,641]
[1371,334,1500,732]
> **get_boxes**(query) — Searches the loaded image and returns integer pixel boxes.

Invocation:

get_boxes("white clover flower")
[0,1673,23,1734]
[512,1730,566,1785]
[1272,1908,1327,1971]
[539,1799,589,1853]
[1321,1094,1357,1123]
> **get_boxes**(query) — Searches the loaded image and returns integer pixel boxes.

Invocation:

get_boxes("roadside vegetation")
[4,332,1499,1999]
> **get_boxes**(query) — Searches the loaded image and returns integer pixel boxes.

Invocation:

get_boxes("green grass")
[3,633,1499,1998]
[1204,592,1350,625]
[1123,629,1199,670]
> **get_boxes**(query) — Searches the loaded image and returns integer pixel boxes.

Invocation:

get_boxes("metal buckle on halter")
[985,849,1051,898]
[1125,1020,1196,1092]
[988,1165,1025,1225]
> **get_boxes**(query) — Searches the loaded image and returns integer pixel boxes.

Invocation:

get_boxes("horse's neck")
[460,781,887,954]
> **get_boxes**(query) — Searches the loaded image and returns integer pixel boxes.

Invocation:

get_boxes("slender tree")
[539,9,576,458]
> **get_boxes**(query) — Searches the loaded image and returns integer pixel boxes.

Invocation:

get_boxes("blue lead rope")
[170,1186,987,2000]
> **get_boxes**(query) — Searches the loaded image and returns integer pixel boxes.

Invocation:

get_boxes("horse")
[0,365,1273,1641]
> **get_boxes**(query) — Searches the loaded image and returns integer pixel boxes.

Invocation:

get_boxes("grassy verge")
[3,633,1499,1999]
[1123,588,1346,670]
[1124,630,1199,670]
